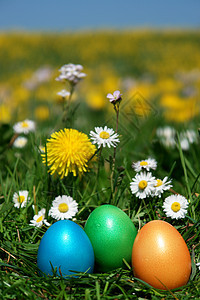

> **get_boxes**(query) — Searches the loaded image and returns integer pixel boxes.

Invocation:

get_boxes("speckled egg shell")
[37,220,94,277]
[84,205,137,272]
[132,220,191,290]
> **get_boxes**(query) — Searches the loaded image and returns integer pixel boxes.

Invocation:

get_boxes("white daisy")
[154,177,173,198]
[89,126,120,148]
[13,190,29,208]
[163,194,189,219]
[30,208,50,227]
[132,158,157,172]
[48,195,78,220]
[13,136,28,148]
[13,119,36,134]
[130,172,157,199]
[57,89,70,98]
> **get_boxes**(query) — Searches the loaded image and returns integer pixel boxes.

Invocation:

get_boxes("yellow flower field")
[0,30,200,125]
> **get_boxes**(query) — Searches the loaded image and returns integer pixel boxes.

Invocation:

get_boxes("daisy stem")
[97,146,103,179]
[92,146,103,201]
[62,84,74,126]
[33,185,38,215]
[110,104,120,202]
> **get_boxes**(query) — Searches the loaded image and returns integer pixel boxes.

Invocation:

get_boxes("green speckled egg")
[84,205,137,272]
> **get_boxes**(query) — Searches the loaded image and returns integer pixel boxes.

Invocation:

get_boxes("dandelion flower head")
[49,195,78,220]
[163,194,189,219]
[42,128,96,178]
[90,126,120,148]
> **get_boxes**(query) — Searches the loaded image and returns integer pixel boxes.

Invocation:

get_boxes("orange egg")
[132,220,191,290]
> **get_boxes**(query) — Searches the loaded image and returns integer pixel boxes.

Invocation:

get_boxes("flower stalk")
[56,63,86,128]
[107,91,122,202]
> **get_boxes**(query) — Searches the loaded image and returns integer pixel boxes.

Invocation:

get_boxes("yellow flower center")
[58,203,69,213]
[155,179,163,187]
[36,215,43,223]
[171,202,181,212]
[138,180,148,190]
[17,195,25,203]
[99,131,110,139]
[140,161,148,166]
[21,121,29,128]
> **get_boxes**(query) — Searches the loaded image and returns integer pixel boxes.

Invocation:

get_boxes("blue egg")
[37,220,94,277]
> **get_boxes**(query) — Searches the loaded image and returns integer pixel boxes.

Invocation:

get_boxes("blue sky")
[0,0,200,31]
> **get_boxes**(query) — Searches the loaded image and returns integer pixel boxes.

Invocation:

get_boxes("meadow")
[0,30,200,299]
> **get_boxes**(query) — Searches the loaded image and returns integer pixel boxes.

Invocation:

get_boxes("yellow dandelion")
[42,128,96,178]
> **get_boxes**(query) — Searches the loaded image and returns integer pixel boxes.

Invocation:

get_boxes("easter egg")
[132,220,191,290]
[37,220,94,277]
[84,204,137,272]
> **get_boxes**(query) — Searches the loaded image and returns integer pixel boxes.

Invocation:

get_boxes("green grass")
[1,107,200,299]
[0,30,200,299]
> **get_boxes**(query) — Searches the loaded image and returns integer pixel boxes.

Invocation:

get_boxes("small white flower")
[30,208,50,227]
[184,129,198,143]
[76,72,86,79]
[89,126,120,148]
[59,63,83,73]
[130,171,157,199]
[106,90,122,104]
[180,138,190,151]
[13,190,29,208]
[163,194,189,219]
[180,129,198,151]
[13,136,28,148]
[56,63,86,85]
[156,126,176,148]
[132,158,157,172]
[57,89,70,98]
[48,195,78,220]
[13,119,36,134]
[154,177,173,198]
